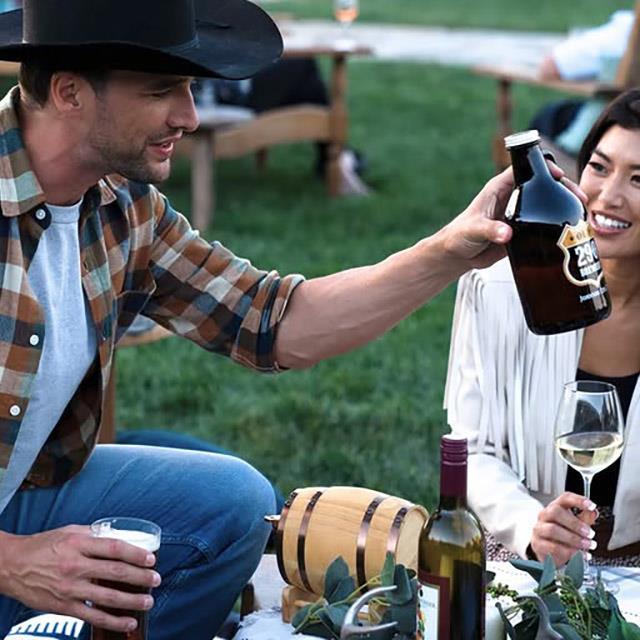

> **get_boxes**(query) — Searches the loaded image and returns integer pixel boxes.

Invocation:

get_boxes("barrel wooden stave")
[277,486,428,595]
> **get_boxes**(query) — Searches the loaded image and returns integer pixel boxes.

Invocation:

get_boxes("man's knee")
[223,457,277,531]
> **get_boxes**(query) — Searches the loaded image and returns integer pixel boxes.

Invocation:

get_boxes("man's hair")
[18,62,110,107]
[577,89,640,176]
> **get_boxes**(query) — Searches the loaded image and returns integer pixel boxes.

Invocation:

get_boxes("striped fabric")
[6,614,84,639]
[0,86,303,491]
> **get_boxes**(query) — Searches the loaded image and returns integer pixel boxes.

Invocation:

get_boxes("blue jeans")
[0,445,276,639]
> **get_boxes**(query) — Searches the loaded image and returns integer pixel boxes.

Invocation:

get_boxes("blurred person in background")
[532,8,635,155]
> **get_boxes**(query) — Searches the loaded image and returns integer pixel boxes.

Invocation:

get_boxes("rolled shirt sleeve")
[145,191,304,372]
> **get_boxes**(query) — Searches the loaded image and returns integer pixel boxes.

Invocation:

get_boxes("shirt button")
[9,405,20,417]
[35,208,46,221]
[29,334,40,346]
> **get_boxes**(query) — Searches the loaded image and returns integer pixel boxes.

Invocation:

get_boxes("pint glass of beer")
[90,517,161,640]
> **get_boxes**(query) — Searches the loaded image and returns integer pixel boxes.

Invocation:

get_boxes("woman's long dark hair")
[577,89,640,176]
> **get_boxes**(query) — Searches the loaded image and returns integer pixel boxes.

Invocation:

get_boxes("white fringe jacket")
[444,259,640,558]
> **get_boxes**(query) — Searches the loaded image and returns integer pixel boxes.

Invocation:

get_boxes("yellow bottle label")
[556,219,605,288]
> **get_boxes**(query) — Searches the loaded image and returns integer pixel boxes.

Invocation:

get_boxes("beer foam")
[93,524,160,553]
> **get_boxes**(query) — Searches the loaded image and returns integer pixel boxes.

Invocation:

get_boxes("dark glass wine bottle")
[504,129,611,335]
[417,435,485,640]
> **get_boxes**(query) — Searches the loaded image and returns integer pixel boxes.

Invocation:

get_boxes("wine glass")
[333,0,359,47]
[554,380,625,587]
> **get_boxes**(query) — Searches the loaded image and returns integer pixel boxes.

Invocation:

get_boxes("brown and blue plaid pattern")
[0,87,303,489]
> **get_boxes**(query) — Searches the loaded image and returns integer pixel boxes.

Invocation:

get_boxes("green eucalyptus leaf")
[317,608,341,639]
[292,604,315,630]
[540,592,565,615]
[539,555,556,589]
[510,558,545,582]
[325,603,350,630]
[324,557,350,601]
[381,552,395,587]
[607,613,626,640]
[389,565,413,605]
[564,552,584,590]
[327,575,357,604]
[552,622,583,640]
[390,602,416,635]
[549,611,568,624]
[606,594,640,639]
[609,606,640,640]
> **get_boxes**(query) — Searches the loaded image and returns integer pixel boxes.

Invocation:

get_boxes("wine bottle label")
[556,220,605,289]
[417,573,450,640]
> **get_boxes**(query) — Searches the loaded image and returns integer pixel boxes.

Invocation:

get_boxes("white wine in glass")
[554,380,624,587]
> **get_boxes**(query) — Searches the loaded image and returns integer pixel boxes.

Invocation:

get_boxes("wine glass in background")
[334,0,359,46]
[554,380,625,587]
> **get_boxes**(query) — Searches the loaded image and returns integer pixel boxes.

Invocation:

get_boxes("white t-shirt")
[0,200,97,514]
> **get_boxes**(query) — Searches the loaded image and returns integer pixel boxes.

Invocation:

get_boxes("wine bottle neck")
[439,459,467,507]
[510,142,550,185]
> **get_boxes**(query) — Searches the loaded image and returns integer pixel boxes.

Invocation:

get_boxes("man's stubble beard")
[87,104,171,184]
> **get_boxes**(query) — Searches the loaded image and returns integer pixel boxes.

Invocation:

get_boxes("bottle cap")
[504,129,540,149]
[441,434,467,464]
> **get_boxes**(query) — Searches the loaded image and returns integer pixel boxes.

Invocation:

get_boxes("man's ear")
[49,72,87,112]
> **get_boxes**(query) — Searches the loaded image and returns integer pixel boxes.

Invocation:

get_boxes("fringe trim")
[445,261,582,495]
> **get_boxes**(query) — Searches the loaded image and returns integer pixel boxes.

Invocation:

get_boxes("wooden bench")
[475,0,640,176]
[178,37,372,230]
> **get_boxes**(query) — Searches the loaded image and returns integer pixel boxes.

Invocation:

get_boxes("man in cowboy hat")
[0,0,579,638]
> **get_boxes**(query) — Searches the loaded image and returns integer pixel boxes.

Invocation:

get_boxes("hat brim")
[0,0,283,79]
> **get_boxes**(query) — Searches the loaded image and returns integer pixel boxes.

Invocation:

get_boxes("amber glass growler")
[503,130,611,335]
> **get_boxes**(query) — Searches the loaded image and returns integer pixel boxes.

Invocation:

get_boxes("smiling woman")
[445,88,640,569]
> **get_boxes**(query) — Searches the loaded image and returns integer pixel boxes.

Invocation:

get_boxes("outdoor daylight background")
[116,0,628,512]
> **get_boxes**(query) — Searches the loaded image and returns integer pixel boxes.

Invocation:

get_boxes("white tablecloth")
[236,557,640,640]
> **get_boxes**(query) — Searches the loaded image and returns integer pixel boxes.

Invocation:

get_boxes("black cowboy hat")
[0,0,283,79]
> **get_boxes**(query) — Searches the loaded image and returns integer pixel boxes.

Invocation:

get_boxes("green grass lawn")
[264,0,627,31]
[116,59,565,510]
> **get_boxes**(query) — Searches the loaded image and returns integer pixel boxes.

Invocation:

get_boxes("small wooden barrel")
[274,486,428,595]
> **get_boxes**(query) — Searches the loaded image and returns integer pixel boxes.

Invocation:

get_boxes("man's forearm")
[274,166,521,369]
[274,231,465,369]
[0,530,19,595]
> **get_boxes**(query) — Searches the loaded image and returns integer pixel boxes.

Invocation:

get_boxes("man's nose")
[168,92,200,134]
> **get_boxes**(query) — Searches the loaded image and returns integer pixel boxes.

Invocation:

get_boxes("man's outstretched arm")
[275,169,515,369]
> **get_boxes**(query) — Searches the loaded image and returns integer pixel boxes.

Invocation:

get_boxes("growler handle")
[340,585,398,640]
[517,593,563,640]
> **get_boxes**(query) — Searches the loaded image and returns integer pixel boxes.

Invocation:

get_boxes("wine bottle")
[417,435,485,640]
[503,129,610,335]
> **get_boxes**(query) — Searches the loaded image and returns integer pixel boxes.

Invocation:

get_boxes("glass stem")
[582,474,592,504]
[582,473,594,581]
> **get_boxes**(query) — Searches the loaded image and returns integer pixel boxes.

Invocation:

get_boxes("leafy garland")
[292,554,418,640]
[488,552,640,640]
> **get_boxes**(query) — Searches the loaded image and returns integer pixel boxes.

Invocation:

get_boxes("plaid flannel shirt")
[0,87,303,490]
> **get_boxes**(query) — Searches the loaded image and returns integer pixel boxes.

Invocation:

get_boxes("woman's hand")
[530,492,598,567]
